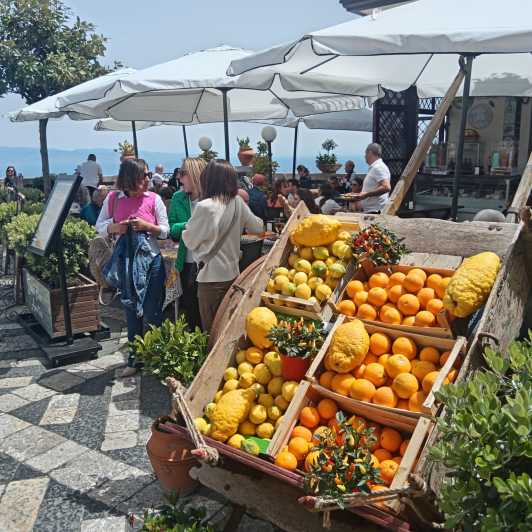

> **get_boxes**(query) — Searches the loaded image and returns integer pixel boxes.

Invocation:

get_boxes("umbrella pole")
[451,55,474,221]
[182,125,189,158]
[292,121,299,178]
[131,121,139,158]
[221,88,230,161]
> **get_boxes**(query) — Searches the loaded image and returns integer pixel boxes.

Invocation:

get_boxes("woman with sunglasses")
[168,158,207,331]
[96,158,169,377]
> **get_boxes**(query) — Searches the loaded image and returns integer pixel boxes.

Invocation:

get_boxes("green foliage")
[252,140,279,176]
[316,139,339,168]
[116,139,135,156]
[351,224,409,266]
[237,136,251,149]
[267,317,324,359]
[4,212,39,255]
[133,317,208,385]
[198,149,218,162]
[0,201,43,239]
[18,187,44,203]
[429,337,532,531]
[141,492,216,532]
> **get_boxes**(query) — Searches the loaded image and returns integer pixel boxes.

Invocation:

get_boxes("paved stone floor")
[0,313,279,532]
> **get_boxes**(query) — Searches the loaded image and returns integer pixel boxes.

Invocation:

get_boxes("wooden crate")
[271,380,433,514]
[304,315,467,419]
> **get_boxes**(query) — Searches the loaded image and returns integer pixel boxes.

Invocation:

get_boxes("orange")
[411,360,437,381]
[379,459,399,486]
[420,346,440,364]
[370,333,391,356]
[346,280,365,298]
[417,287,435,308]
[397,294,420,316]
[288,436,309,461]
[353,290,369,306]
[367,287,388,307]
[435,277,452,299]
[396,399,409,410]
[392,456,402,465]
[408,391,427,412]
[368,272,389,289]
[275,449,298,470]
[399,439,410,456]
[440,351,461,369]
[447,369,458,383]
[349,379,376,402]
[415,310,436,327]
[426,298,444,315]
[353,363,366,379]
[388,284,406,304]
[357,304,377,321]
[337,300,356,316]
[388,271,406,287]
[319,370,335,389]
[392,337,418,360]
[292,425,313,442]
[372,386,398,408]
[422,371,439,394]
[373,448,393,462]
[378,303,394,320]
[385,354,411,378]
[381,307,402,325]
[317,398,338,420]
[380,427,403,453]
[299,406,320,429]
[363,363,387,387]
[331,373,356,396]
[402,272,425,293]
[426,273,443,291]
[364,353,379,365]
[392,373,419,399]
[304,450,321,472]
[408,268,427,282]
[378,354,390,367]
[312,426,331,444]
[402,316,416,326]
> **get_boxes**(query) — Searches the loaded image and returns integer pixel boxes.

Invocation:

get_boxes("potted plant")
[115,139,135,161]
[267,317,325,380]
[237,136,255,166]
[252,140,279,177]
[316,138,341,173]
[198,147,219,162]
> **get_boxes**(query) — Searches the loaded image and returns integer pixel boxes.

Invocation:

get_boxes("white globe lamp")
[198,136,212,151]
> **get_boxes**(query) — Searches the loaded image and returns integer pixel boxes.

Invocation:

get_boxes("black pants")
[179,262,202,331]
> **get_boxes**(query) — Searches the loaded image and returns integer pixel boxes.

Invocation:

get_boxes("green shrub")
[430,337,532,531]
[0,202,18,238]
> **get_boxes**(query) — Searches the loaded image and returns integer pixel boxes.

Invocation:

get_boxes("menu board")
[29,175,82,256]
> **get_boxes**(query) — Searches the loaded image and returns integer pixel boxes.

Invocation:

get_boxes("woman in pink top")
[96,159,169,377]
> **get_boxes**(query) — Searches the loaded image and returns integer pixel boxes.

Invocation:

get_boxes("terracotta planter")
[317,162,341,174]
[146,417,198,493]
[238,148,255,166]
[280,354,311,381]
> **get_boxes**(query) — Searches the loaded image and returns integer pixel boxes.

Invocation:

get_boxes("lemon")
[238,362,254,376]
[250,383,265,397]
[267,376,284,396]
[249,404,267,424]
[287,253,299,267]
[245,347,263,365]
[253,363,272,385]
[256,422,275,439]
[227,434,245,449]
[311,260,328,278]
[281,380,298,402]
[214,390,223,402]
[258,393,274,408]
[239,372,256,389]
[224,367,238,381]
[299,247,314,261]
[295,259,312,274]
[293,272,308,286]
[315,283,332,302]
[242,439,261,456]
[194,418,210,435]
[313,246,329,260]
[281,282,296,296]
[204,402,217,419]
[338,230,352,241]
[308,276,324,291]
[328,262,347,279]
[274,275,290,291]
[274,395,289,411]
[288,269,296,281]
[223,379,239,393]
[294,283,311,300]
[235,350,247,364]
[264,351,282,377]
[239,420,257,436]
[325,277,339,290]
[325,257,337,267]
[275,415,285,429]
[267,405,282,421]
[266,279,276,293]
[308,296,318,305]
[273,267,289,278]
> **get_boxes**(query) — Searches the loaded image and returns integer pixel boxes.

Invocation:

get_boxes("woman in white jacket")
[182,160,263,332]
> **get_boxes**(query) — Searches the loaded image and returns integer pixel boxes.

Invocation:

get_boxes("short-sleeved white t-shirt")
[361,158,390,212]
[77,160,102,187]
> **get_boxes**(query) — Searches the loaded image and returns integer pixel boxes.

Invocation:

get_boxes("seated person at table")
[287,179,300,207]
[248,174,268,221]
[81,186,108,226]
[278,187,320,218]
[268,177,290,208]
[168,167,180,191]
[328,176,345,196]
[296,165,311,188]
[349,143,391,213]
[344,160,355,182]
[315,183,341,215]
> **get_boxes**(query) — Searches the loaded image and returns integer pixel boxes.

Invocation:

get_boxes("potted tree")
[267,317,324,380]
[237,136,255,166]
[115,139,136,161]
[252,140,279,179]
[316,138,341,173]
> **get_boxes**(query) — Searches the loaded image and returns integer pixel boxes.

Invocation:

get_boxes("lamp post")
[261,126,277,186]
[198,136,212,158]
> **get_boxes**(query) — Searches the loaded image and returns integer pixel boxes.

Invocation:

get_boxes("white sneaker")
[117,366,139,378]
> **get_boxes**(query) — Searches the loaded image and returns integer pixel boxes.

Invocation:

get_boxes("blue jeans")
[126,254,166,367]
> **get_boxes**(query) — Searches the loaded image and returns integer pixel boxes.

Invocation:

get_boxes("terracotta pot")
[146,418,198,493]
[238,148,255,166]
[317,162,341,174]
[280,354,311,381]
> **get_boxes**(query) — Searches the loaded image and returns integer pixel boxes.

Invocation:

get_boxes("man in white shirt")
[352,143,391,213]
[151,163,164,191]
[76,154,103,200]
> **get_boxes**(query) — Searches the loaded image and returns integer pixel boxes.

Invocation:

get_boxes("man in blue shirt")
[248,174,268,221]
[80,186,108,226]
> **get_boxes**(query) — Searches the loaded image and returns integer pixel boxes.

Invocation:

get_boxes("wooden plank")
[506,152,532,222]
[399,253,463,270]
[383,66,466,216]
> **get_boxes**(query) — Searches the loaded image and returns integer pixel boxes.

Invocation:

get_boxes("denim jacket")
[104,230,164,317]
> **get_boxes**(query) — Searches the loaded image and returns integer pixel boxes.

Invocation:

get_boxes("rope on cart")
[166,378,220,466]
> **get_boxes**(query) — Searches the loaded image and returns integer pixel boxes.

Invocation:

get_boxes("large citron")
[246,307,278,349]
[210,388,256,442]
[291,215,341,248]
[325,319,370,373]
[443,252,500,317]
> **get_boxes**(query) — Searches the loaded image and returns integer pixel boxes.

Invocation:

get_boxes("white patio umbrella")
[228,0,532,218]
[56,45,378,161]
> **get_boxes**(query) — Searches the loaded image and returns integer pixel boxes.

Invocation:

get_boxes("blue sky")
[0,0,371,173]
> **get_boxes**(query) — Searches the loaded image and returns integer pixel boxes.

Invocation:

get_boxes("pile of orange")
[275,398,410,487]
[338,268,452,327]
[319,331,460,412]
